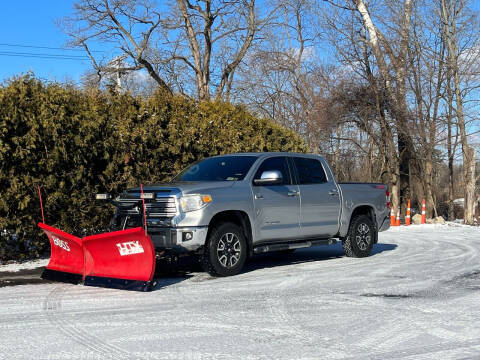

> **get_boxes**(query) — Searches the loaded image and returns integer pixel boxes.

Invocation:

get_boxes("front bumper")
[149,226,208,252]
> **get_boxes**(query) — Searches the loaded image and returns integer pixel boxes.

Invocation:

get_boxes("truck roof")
[214,152,321,157]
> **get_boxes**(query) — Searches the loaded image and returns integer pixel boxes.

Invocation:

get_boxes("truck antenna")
[140,184,147,233]
[38,186,45,224]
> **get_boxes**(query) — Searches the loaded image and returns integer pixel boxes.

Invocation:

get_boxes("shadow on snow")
[241,242,397,274]
[0,243,397,290]
[152,242,398,288]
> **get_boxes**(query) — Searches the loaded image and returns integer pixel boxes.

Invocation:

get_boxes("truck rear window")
[172,156,258,182]
[293,157,328,184]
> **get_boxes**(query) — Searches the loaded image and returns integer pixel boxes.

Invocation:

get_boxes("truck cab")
[112,153,390,276]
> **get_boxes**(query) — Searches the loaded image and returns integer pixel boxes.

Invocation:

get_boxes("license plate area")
[149,228,177,248]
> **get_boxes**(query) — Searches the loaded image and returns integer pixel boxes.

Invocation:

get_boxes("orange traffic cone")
[396,208,400,226]
[405,199,411,226]
[390,207,396,226]
[421,199,426,224]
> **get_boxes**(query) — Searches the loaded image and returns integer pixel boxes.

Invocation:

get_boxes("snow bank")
[0,258,48,272]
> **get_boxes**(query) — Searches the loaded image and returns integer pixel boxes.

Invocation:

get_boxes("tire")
[342,215,375,258]
[201,222,247,277]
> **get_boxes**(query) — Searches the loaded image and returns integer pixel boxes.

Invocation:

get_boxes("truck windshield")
[171,155,258,182]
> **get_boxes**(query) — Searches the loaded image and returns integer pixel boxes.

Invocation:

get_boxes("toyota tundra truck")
[109,152,390,277]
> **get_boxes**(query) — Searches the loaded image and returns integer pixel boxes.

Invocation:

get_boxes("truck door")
[252,156,301,242]
[291,156,341,238]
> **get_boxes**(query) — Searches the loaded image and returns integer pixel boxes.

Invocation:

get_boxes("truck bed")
[337,182,390,233]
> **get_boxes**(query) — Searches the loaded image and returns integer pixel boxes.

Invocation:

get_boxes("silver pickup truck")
[112,152,390,276]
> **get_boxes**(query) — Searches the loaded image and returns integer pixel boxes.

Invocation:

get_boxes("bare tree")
[61,0,172,93]
[351,0,415,214]
[445,65,457,220]
[407,4,448,218]
[235,0,333,152]
[320,0,416,213]
[440,0,478,224]
[172,0,259,100]
[328,76,395,184]
[61,0,263,100]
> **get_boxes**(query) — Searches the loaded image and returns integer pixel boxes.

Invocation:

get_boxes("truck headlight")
[179,194,212,212]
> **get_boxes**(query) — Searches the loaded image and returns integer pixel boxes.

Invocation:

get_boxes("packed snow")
[0,258,49,272]
[1,223,480,359]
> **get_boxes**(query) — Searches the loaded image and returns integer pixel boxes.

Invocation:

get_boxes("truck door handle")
[329,189,339,196]
[287,190,299,197]
[254,194,264,200]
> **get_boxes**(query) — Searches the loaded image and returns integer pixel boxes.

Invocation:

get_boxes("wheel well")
[351,205,375,222]
[208,211,253,257]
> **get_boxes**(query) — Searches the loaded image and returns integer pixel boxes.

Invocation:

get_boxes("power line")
[0,51,90,61]
[0,42,104,53]
[0,50,88,58]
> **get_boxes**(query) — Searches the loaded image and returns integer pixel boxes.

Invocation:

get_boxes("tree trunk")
[424,159,437,217]
[453,72,476,224]
[446,71,455,220]
[441,0,477,224]
[354,0,414,215]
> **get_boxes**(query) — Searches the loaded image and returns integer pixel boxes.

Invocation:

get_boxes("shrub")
[0,75,307,261]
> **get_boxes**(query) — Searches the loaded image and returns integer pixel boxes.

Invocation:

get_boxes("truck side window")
[293,157,328,184]
[254,156,291,185]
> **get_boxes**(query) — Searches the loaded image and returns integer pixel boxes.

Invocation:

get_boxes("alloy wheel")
[355,223,371,251]
[216,232,241,268]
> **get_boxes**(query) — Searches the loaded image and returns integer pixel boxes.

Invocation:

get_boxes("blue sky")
[0,1,94,83]
[1,1,479,87]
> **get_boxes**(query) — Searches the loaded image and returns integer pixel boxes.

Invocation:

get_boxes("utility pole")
[115,56,122,92]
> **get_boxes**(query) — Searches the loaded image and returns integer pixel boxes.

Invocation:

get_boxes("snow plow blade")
[39,223,84,284]
[39,224,156,291]
[83,227,156,292]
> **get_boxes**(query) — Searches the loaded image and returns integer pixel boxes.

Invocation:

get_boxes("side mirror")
[253,170,283,186]
[95,193,112,200]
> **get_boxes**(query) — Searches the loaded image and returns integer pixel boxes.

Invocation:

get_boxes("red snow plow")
[39,186,157,291]
[39,223,84,284]
[40,224,156,291]
[83,227,156,291]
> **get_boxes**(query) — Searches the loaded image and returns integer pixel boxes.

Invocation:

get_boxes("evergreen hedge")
[0,76,307,261]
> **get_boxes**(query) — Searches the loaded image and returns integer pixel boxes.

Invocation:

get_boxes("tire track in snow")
[173,274,289,348]
[345,228,480,355]
[27,225,480,360]
[343,337,480,360]
[43,285,139,359]
[264,227,480,358]
[265,274,372,359]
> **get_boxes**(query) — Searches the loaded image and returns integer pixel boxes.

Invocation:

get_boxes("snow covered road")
[1,224,480,359]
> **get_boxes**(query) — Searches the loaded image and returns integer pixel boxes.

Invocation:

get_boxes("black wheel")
[202,222,247,277]
[342,215,375,258]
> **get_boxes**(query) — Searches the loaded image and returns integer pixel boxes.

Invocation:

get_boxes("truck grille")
[119,196,178,218]
[146,197,178,217]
